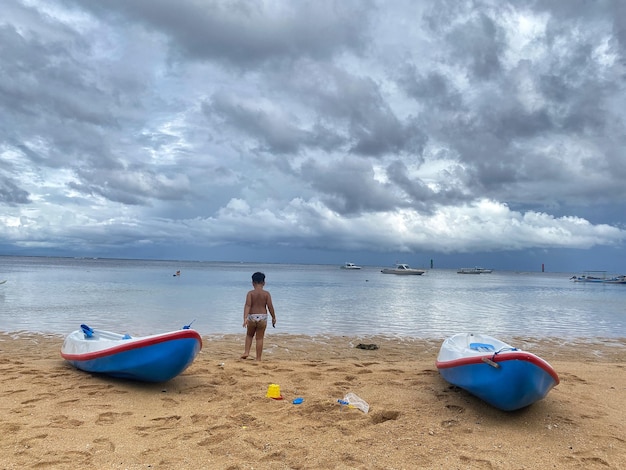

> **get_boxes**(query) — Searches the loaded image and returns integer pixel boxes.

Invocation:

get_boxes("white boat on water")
[571,271,626,284]
[340,262,362,270]
[381,264,425,275]
[457,267,493,274]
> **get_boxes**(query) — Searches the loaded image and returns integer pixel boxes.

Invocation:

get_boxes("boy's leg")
[242,323,256,359]
[254,322,268,361]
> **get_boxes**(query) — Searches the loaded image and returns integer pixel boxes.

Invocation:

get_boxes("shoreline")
[1,331,625,361]
[3,329,626,342]
[1,333,625,469]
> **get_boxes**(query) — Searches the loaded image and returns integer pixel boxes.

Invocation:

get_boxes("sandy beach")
[1,333,624,469]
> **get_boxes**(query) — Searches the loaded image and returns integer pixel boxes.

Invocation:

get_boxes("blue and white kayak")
[436,333,559,411]
[61,324,202,382]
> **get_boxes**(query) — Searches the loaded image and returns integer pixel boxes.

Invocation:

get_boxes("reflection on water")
[0,257,624,339]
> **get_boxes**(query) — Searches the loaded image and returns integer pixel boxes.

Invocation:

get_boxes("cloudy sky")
[1,0,626,272]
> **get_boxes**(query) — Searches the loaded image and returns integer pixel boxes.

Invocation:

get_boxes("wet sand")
[1,333,625,469]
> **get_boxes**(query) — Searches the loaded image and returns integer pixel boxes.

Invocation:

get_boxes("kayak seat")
[470,342,495,352]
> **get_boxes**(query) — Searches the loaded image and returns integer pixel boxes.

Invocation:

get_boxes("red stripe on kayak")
[436,351,560,385]
[60,329,202,361]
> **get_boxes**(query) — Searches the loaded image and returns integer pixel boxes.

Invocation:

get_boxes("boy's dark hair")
[252,272,265,284]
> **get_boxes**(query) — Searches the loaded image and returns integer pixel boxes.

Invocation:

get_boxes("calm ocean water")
[0,256,624,340]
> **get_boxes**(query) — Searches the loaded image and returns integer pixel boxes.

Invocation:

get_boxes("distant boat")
[436,333,559,411]
[381,264,425,275]
[571,271,626,284]
[457,267,493,274]
[340,262,362,270]
[61,324,202,382]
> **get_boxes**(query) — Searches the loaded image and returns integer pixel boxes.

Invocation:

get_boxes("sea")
[0,256,624,340]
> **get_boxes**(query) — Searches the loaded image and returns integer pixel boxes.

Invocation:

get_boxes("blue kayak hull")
[61,328,202,382]
[437,354,559,411]
[436,334,559,411]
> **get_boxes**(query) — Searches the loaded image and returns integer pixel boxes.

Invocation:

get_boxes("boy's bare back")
[247,288,273,314]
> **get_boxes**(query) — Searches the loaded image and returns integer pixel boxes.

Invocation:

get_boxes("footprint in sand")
[302,361,328,368]
[133,415,182,435]
[333,381,353,387]
[77,383,115,390]
[441,419,460,428]
[95,411,132,425]
[232,412,257,426]
[20,392,56,405]
[57,398,80,406]
[19,433,48,447]
[150,415,182,425]
[445,404,465,414]
[371,410,401,424]
[0,388,28,397]
[189,413,210,425]
[209,375,238,386]
[1,422,22,433]
[92,437,115,451]
[161,397,179,408]
[459,455,492,466]
[48,415,84,428]
[197,432,230,447]
[559,372,588,384]
[579,456,610,466]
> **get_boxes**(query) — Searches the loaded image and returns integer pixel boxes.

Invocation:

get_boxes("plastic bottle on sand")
[343,392,369,413]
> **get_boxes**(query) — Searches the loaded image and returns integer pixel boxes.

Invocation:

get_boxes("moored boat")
[570,271,626,284]
[436,333,559,411]
[457,267,493,274]
[381,263,425,275]
[61,324,202,382]
[340,262,362,270]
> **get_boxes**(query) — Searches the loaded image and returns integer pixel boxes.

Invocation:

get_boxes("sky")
[1,0,626,272]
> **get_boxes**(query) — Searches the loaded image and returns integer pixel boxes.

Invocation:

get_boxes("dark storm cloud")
[349,111,427,158]
[385,159,467,211]
[203,92,312,155]
[68,0,373,66]
[446,12,505,80]
[0,176,30,205]
[0,21,120,129]
[203,60,429,159]
[397,68,464,111]
[292,66,429,158]
[300,156,399,214]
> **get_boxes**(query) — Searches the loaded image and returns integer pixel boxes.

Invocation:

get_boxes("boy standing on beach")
[241,272,276,361]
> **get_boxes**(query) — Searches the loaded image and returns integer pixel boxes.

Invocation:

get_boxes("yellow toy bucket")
[266,383,283,399]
